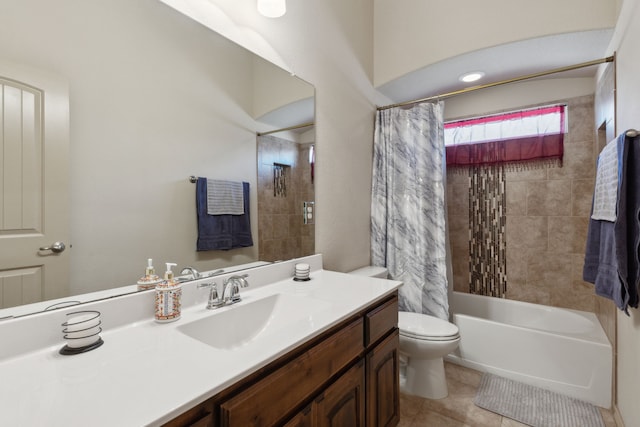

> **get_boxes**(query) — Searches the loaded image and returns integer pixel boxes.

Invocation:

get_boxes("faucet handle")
[237,274,249,288]
[197,282,222,310]
[224,274,250,303]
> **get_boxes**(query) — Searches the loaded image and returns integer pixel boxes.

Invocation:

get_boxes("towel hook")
[189,176,198,183]
[626,129,639,138]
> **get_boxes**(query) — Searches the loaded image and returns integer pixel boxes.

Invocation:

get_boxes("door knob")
[39,241,66,253]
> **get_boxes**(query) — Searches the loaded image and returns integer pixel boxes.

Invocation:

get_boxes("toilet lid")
[398,311,459,341]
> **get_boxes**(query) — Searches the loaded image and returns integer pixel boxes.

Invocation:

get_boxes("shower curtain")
[371,102,450,320]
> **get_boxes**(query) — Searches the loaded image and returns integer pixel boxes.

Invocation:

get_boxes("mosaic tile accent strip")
[468,164,507,297]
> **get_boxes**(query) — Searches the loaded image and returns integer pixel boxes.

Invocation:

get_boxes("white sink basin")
[178,293,332,349]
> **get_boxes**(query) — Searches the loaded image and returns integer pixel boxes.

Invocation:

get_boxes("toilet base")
[401,356,448,399]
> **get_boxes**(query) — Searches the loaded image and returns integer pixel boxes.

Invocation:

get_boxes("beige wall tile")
[565,95,596,143]
[448,182,469,215]
[549,279,595,312]
[507,278,550,305]
[572,179,595,217]
[505,167,547,182]
[446,95,596,313]
[526,252,572,303]
[506,249,528,284]
[526,180,572,216]
[505,181,527,215]
[547,138,595,180]
[548,217,589,254]
[595,296,616,346]
[446,170,469,185]
[506,216,548,249]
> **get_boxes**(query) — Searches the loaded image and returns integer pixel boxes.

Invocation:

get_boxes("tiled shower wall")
[257,135,315,262]
[447,95,598,312]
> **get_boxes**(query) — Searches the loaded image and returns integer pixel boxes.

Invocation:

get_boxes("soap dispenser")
[137,258,162,291]
[154,262,182,323]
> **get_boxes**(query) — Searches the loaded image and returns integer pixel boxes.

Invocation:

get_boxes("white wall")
[252,56,314,120]
[374,0,617,87]
[607,0,640,423]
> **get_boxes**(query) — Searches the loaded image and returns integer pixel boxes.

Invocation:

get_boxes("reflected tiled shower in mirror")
[257,133,315,261]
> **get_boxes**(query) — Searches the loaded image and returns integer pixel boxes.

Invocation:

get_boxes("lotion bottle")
[155,262,182,323]
[137,258,162,291]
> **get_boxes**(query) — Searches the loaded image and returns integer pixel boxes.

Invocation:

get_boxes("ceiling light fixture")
[257,0,286,18]
[459,71,485,83]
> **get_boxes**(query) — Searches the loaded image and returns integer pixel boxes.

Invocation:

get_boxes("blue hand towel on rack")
[584,130,640,314]
[196,177,253,251]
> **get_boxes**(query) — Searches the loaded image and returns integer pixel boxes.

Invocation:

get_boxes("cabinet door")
[284,403,313,427]
[366,329,400,427]
[315,361,365,427]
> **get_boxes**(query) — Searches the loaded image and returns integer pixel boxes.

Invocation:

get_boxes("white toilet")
[349,266,461,399]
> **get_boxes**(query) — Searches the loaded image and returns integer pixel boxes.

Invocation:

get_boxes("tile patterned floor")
[398,362,617,427]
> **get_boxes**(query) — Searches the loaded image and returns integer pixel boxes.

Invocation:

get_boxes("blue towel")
[584,131,640,314]
[196,178,253,251]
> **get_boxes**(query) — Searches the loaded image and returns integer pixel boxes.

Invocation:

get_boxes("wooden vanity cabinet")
[366,329,400,427]
[162,397,215,427]
[283,404,313,427]
[365,297,400,427]
[162,292,399,427]
[218,317,364,426]
[315,360,366,426]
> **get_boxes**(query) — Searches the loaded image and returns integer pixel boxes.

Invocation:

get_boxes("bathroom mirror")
[0,0,314,317]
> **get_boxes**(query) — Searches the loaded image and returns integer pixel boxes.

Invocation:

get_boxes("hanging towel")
[207,179,245,215]
[196,178,253,251]
[591,138,619,221]
[584,131,640,314]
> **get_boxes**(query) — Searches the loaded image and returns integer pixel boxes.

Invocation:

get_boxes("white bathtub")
[445,291,612,408]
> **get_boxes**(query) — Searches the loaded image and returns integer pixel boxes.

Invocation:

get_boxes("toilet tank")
[348,266,388,279]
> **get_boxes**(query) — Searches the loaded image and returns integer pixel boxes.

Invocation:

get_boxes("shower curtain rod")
[256,121,315,136]
[377,55,615,111]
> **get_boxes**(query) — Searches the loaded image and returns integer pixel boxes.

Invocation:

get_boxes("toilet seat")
[399,311,460,341]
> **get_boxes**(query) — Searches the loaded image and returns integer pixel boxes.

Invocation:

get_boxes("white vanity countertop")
[0,264,401,426]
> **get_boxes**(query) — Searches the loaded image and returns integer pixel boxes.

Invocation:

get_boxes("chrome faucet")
[222,274,250,304]
[197,274,250,310]
[180,266,200,280]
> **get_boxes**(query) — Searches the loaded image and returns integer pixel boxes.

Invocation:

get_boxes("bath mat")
[474,373,604,427]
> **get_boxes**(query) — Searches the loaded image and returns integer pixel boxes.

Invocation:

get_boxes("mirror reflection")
[257,127,316,262]
[0,0,314,317]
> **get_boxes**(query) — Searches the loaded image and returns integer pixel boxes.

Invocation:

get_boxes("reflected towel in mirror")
[196,178,253,251]
[207,179,245,215]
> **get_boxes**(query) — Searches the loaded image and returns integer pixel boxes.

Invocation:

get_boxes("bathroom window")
[444,104,566,168]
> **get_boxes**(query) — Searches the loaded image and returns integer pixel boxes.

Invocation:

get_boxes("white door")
[0,62,70,310]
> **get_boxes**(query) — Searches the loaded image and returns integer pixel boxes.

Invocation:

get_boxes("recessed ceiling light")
[459,71,485,83]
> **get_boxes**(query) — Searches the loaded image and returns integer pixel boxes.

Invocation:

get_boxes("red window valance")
[445,105,565,168]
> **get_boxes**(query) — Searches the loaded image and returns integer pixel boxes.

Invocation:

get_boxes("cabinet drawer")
[365,295,398,347]
[220,317,364,426]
